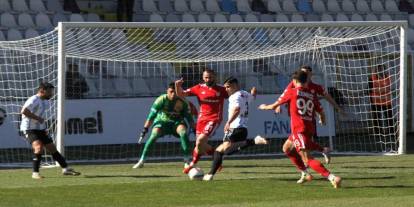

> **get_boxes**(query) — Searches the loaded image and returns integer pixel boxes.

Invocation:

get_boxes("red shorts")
[196,119,220,137]
[288,132,317,152]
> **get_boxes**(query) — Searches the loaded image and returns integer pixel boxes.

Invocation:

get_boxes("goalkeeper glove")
[138,127,149,144]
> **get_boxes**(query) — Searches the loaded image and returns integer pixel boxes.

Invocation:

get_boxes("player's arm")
[20,101,44,123]
[225,106,241,132]
[259,89,291,111]
[249,87,257,101]
[323,92,342,113]
[138,97,162,143]
[275,81,294,113]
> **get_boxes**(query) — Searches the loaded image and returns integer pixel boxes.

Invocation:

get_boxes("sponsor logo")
[65,111,103,135]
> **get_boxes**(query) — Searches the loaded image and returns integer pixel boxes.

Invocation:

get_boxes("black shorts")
[223,127,248,142]
[23,130,53,145]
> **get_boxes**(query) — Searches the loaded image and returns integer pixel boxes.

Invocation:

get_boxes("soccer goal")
[0,21,408,165]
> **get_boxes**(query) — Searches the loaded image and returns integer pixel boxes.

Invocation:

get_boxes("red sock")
[191,149,201,165]
[285,150,307,171]
[308,159,330,177]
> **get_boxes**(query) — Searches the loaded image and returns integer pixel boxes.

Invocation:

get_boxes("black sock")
[209,151,224,175]
[33,154,42,173]
[224,140,255,155]
[52,152,68,168]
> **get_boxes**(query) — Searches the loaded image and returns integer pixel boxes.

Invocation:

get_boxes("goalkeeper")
[133,82,196,169]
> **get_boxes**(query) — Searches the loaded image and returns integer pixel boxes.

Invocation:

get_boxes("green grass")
[1,155,414,207]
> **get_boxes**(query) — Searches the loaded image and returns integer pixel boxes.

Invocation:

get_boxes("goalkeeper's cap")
[38,82,55,91]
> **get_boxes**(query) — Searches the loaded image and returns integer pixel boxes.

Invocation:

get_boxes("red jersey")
[284,80,326,97]
[184,83,228,121]
[277,86,323,135]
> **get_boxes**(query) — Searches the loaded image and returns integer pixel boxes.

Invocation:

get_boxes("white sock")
[32,172,39,176]
[328,174,335,181]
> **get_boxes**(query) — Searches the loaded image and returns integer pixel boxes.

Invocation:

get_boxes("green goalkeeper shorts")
[152,120,187,137]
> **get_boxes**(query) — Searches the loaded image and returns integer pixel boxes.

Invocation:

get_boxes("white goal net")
[0,22,407,165]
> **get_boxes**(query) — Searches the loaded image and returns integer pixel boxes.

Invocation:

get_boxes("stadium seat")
[0,0,11,12]
[101,79,117,96]
[84,78,99,97]
[30,0,47,13]
[229,14,243,22]
[182,13,196,22]
[159,0,174,13]
[356,0,371,12]
[131,77,152,96]
[261,76,279,93]
[206,0,221,12]
[165,13,180,22]
[312,0,326,13]
[379,14,392,21]
[371,0,385,12]
[221,0,238,14]
[150,13,164,22]
[198,13,212,22]
[13,0,29,12]
[321,14,334,21]
[408,28,414,43]
[305,14,320,21]
[409,14,414,27]
[365,13,378,21]
[291,14,304,22]
[191,0,205,12]
[351,13,364,21]
[46,0,64,12]
[245,76,260,91]
[282,0,297,12]
[134,14,149,22]
[275,14,289,22]
[86,13,100,22]
[52,13,67,26]
[213,13,228,22]
[7,29,23,41]
[70,14,85,22]
[1,13,17,28]
[113,77,132,95]
[35,13,53,29]
[175,0,190,13]
[18,13,35,28]
[237,0,252,13]
[342,0,355,12]
[143,0,158,12]
[336,13,349,21]
[385,1,399,12]
[267,0,282,13]
[245,14,259,22]
[327,0,341,12]
[260,14,274,22]
[25,28,39,38]
[297,0,312,13]
[0,30,5,41]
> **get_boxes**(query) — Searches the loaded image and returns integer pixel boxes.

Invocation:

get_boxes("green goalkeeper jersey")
[147,94,194,126]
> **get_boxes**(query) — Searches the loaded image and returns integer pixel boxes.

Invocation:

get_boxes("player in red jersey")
[276,65,342,183]
[259,71,341,188]
[175,69,228,173]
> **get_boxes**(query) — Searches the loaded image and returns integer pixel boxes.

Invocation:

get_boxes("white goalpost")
[0,21,408,165]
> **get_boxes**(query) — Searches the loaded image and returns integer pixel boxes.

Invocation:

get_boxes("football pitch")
[0,155,413,207]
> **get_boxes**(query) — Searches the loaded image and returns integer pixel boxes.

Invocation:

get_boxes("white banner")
[0,95,335,148]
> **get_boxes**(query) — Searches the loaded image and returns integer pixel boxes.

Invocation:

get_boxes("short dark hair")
[300,65,312,72]
[168,82,175,90]
[292,70,308,84]
[38,82,54,91]
[203,68,215,75]
[223,76,238,85]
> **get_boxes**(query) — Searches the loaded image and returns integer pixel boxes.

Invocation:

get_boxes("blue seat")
[221,0,237,14]
[297,0,312,13]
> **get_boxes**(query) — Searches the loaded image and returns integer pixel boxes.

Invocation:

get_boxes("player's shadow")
[344,185,414,189]
[344,176,395,180]
[84,175,177,179]
[227,164,293,169]
[239,171,300,175]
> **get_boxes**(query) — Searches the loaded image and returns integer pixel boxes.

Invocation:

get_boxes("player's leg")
[283,137,312,184]
[203,141,231,180]
[44,141,81,176]
[31,140,44,179]
[133,127,163,168]
[175,124,191,164]
[296,133,341,188]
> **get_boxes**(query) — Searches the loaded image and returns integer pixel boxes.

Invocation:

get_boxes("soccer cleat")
[32,173,44,179]
[322,147,331,164]
[132,159,144,169]
[297,173,313,184]
[62,168,81,176]
[254,135,269,145]
[183,163,194,174]
[203,174,214,181]
[330,176,342,189]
